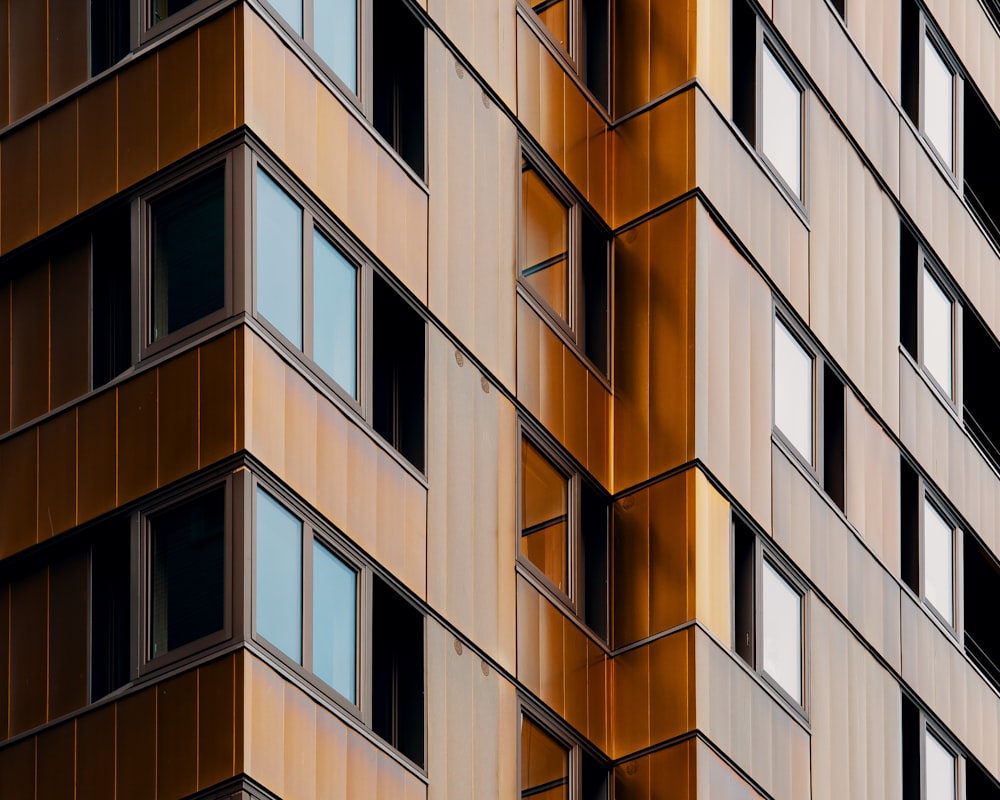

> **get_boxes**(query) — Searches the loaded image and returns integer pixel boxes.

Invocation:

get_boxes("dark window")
[91,519,131,701]
[581,214,609,374]
[92,204,132,389]
[963,84,1000,245]
[372,575,424,767]
[373,0,425,176]
[580,481,609,641]
[963,533,1000,691]
[822,365,845,511]
[733,517,756,667]
[91,0,130,75]
[968,759,1000,800]
[901,694,920,800]
[373,274,425,470]
[900,457,920,595]
[732,0,757,144]
[149,487,225,658]
[530,0,610,109]
[900,223,918,358]
[519,710,609,800]
[963,305,1000,469]
[150,167,225,342]
[901,0,919,123]
[830,0,845,18]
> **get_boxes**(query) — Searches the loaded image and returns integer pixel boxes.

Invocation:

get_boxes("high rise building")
[0,0,999,798]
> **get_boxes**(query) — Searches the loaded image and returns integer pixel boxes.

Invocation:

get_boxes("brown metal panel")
[516,297,541,415]
[0,5,8,130]
[78,77,118,211]
[613,0,650,117]
[648,93,694,213]
[9,1,45,120]
[649,629,691,744]
[586,638,608,751]
[345,120,377,248]
[199,9,237,146]
[157,671,199,799]
[611,643,650,757]
[563,617,588,733]
[284,365,317,500]
[564,81,587,193]
[118,55,158,191]
[158,32,199,168]
[48,0,88,99]
[562,351,587,464]
[649,0,691,100]
[11,261,49,425]
[198,655,236,788]
[315,707,348,800]
[0,737,35,798]
[0,585,8,740]
[117,688,157,799]
[538,322,564,441]
[283,50,317,185]
[49,237,89,408]
[200,332,237,467]
[47,549,88,718]
[249,335,285,473]
[36,721,75,800]
[648,473,689,634]
[0,429,39,558]
[516,17,540,135]
[612,489,650,647]
[9,566,48,735]
[315,397,349,531]
[158,349,199,485]
[77,390,117,522]
[248,655,286,793]
[611,113,649,229]
[283,682,318,800]
[345,423,377,553]
[0,281,10,434]
[39,100,79,234]
[538,50,565,170]
[1,122,39,253]
[538,594,565,715]
[77,704,116,798]
[613,751,650,800]
[118,369,157,504]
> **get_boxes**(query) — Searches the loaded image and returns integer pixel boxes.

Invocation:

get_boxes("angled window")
[773,316,814,463]
[257,169,305,350]
[519,153,611,375]
[761,46,803,197]
[520,438,569,594]
[373,0,425,176]
[761,559,803,705]
[964,531,1000,691]
[923,496,955,626]
[528,0,611,109]
[921,264,954,399]
[519,708,609,800]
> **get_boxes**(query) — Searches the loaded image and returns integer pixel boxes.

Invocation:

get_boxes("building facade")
[0,0,999,798]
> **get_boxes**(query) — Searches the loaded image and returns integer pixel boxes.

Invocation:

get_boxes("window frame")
[917,256,962,408]
[921,714,964,800]
[918,20,963,178]
[918,487,963,635]
[518,700,610,800]
[518,144,612,379]
[516,423,610,643]
[142,0,220,42]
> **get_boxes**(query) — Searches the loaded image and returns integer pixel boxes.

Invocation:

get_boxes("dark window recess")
[901,694,920,800]
[373,0,425,177]
[901,0,919,123]
[732,0,757,144]
[733,518,755,668]
[964,533,1000,691]
[830,0,845,18]
[151,0,198,25]
[150,167,225,341]
[963,311,1000,468]
[581,213,609,375]
[149,487,225,658]
[91,519,131,701]
[984,0,1000,33]
[372,576,424,766]
[968,759,1000,800]
[900,222,918,358]
[580,0,610,110]
[900,457,920,596]
[964,84,1000,246]
[581,749,610,800]
[823,365,845,511]
[580,481,609,641]
[373,274,425,471]
[92,204,132,389]
[91,0,130,75]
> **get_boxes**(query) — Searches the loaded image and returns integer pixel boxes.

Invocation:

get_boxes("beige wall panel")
[38,410,77,543]
[694,202,772,525]
[848,0,901,102]
[247,333,286,474]
[246,653,287,793]
[1,122,39,253]
[283,363,318,501]
[694,471,732,647]
[697,0,732,114]
[694,91,809,321]
[9,1,45,121]
[284,682,318,800]
[39,101,79,234]
[246,10,287,158]
[0,429,39,558]
[283,49,318,186]
[200,8,241,145]
[695,737,767,799]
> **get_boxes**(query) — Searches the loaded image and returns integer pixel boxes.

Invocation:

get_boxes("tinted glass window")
[520,716,569,799]
[315,0,356,92]
[520,439,569,593]
[271,0,303,34]
[925,730,957,800]
[520,162,569,321]
[313,541,356,702]
[313,230,357,397]
[256,488,303,662]
[257,168,304,349]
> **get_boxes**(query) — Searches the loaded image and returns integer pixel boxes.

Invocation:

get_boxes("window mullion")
[302,211,315,360]
[302,524,314,672]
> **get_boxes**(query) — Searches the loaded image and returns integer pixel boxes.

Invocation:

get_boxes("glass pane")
[521,439,569,593]
[257,168,304,349]
[925,730,957,800]
[151,168,225,341]
[761,47,802,197]
[532,0,569,50]
[521,163,569,322]
[315,0,357,93]
[923,498,954,625]
[520,717,569,800]
[762,560,802,704]
[313,231,358,397]
[774,318,813,463]
[270,0,303,35]
[923,36,954,170]
[922,265,953,397]
[150,487,225,658]
[313,541,356,702]
[256,488,303,662]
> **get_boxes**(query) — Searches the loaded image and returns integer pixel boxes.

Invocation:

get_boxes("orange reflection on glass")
[521,161,569,322]
[521,716,569,799]
[533,0,569,50]
[521,439,569,593]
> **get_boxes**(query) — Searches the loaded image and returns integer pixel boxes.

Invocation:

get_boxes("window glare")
[922,266,953,397]
[313,541,357,703]
[256,488,303,663]
[315,0,357,93]
[762,561,802,704]
[924,731,957,800]
[257,168,304,349]
[271,0,303,34]
[923,498,954,625]
[774,318,813,463]
[923,36,954,170]
[313,231,358,397]
[761,47,802,197]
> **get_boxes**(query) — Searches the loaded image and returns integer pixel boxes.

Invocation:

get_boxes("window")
[148,486,226,659]
[733,518,805,707]
[519,432,609,641]
[91,0,130,74]
[964,533,1000,690]
[732,0,805,200]
[253,484,424,763]
[963,82,1000,248]
[149,166,226,344]
[92,204,132,389]
[922,264,955,399]
[519,709,609,800]
[527,0,611,109]
[254,164,424,469]
[902,695,964,800]
[90,518,131,701]
[519,154,610,375]
[373,0,425,176]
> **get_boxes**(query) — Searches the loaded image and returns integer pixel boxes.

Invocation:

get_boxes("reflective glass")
[774,318,813,463]
[762,560,802,704]
[923,36,954,170]
[256,488,303,662]
[521,439,569,593]
[521,163,569,321]
[923,498,954,626]
[761,47,802,197]
[925,730,957,800]
[313,541,356,702]
[313,231,357,397]
[257,168,304,349]
[922,266,953,397]
[316,0,357,93]
[520,717,569,800]
[271,0,303,34]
